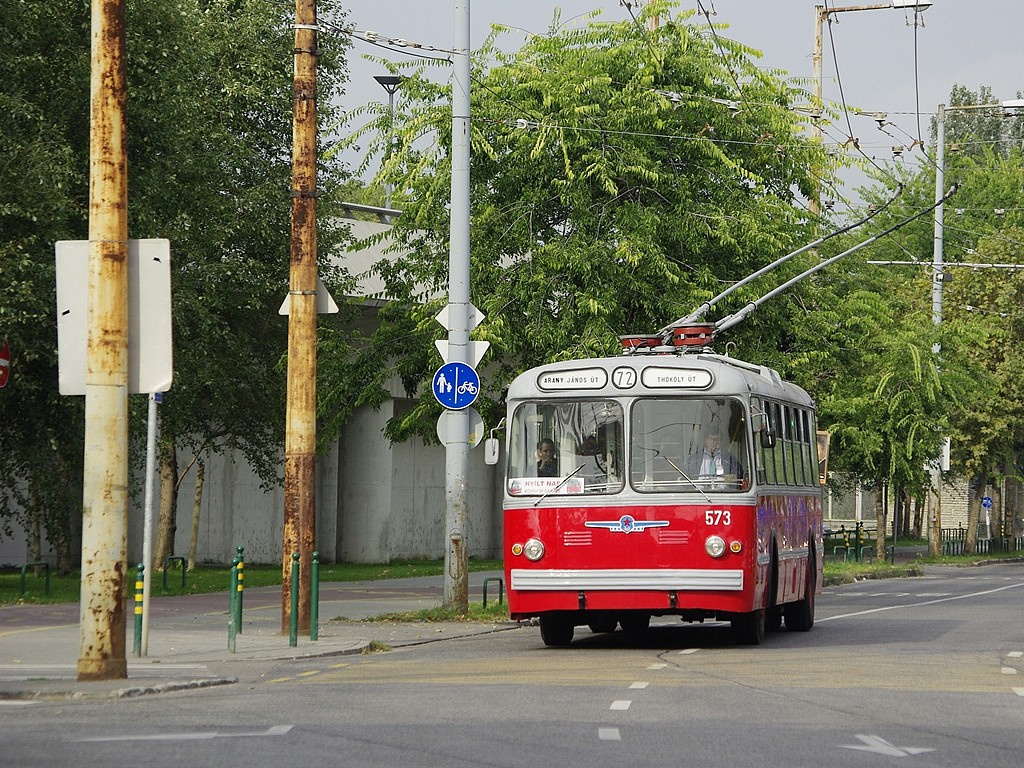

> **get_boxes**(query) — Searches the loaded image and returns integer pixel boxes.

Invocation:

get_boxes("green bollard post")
[289,553,299,647]
[310,551,320,642]
[234,546,244,634]
[133,563,144,657]
[228,559,238,653]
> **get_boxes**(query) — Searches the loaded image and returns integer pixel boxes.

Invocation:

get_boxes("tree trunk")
[187,457,205,571]
[30,505,42,575]
[965,471,988,555]
[153,439,179,571]
[912,493,924,539]
[874,484,887,562]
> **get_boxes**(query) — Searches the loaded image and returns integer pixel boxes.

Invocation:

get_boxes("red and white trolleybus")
[498,326,827,646]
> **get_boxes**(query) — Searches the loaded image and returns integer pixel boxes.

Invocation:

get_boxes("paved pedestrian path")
[0,572,511,701]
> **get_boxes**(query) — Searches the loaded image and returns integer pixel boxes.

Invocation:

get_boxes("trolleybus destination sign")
[641,367,713,389]
[537,368,608,391]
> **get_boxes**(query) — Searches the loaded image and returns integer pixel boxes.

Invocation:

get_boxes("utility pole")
[282,0,318,634]
[444,0,472,612]
[927,102,946,556]
[78,0,129,681]
[811,2,933,217]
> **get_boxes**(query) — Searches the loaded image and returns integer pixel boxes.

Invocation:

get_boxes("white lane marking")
[678,648,700,655]
[610,700,632,711]
[73,725,293,743]
[599,728,621,740]
[0,700,41,707]
[819,581,1024,623]
[629,682,649,689]
[1013,688,1024,697]
[839,735,934,757]
[1001,667,1018,675]
[1008,651,1023,658]
[647,663,667,669]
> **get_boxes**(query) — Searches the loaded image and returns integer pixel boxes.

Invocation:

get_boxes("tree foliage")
[0,0,353,565]
[327,1,835,443]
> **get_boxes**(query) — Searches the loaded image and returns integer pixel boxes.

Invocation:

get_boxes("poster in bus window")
[509,477,585,495]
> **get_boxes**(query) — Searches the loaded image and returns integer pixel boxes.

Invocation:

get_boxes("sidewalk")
[0,572,513,701]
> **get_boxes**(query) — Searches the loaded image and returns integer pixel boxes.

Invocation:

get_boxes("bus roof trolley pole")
[714,186,959,335]
[662,186,905,335]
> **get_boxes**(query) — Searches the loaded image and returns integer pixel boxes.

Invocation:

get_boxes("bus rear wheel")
[539,614,575,646]
[731,608,766,645]
[785,556,817,632]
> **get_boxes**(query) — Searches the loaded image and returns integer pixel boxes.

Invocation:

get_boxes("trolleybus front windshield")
[630,398,750,493]
[507,400,625,496]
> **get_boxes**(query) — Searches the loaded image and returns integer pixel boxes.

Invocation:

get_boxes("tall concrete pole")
[283,0,318,634]
[444,0,471,612]
[928,103,946,556]
[78,0,129,681]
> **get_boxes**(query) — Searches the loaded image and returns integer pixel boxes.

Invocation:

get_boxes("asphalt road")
[2,563,1022,768]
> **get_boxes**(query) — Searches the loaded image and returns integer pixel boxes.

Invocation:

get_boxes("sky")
[334,1,1024,204]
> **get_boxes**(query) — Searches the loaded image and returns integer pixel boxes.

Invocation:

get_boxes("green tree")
[0,0,354,567]
[325,1,835,443]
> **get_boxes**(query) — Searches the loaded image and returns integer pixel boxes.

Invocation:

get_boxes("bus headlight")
[523,538,545,562]
[705,535,727,558]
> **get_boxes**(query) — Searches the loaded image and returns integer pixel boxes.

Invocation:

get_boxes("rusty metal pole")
[77,0,129,681]
[282,0,318,634]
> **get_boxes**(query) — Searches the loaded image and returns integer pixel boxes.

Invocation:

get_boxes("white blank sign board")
[55,239,173,396]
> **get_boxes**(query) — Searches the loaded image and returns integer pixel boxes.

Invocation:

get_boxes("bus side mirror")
[484,437,500,465]
[760,424,775,449]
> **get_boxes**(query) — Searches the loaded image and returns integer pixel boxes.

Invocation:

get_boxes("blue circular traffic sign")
[432,361,480,410]
[982,495,993,509]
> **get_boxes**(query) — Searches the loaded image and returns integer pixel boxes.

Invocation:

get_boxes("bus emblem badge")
[585,515,670,534]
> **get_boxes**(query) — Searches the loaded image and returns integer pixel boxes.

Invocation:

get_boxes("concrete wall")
[123,396,502,566]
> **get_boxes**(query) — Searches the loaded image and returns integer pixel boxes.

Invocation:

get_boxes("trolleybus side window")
[784,405,800,486]
[767,401,786,485]
[506,400,625,496]
[751,397,768,485]
[629,397,749,493]
[799,410,815,486]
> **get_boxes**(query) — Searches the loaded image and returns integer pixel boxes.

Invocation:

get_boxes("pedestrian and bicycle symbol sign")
[432,361,480,410]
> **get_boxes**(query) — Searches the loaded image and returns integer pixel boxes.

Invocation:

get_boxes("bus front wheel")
[731,608,766,645]
[539,614,575,646]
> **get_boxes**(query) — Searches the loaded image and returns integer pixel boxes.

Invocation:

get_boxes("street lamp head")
[891,1,932,9]
[374,74,402,94]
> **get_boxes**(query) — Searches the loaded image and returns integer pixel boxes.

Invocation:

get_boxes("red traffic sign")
[0,340,10,388]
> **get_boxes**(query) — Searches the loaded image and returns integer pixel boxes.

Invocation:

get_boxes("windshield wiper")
[662,457,712,503]
[533,465,585,507]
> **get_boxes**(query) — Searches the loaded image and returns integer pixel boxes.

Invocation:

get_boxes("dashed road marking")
[647,663,667,669]
[1001,667,1018,675]
[1013,688,1024,697]
[1008,652,1023,658]
[599,728,621,740]
[610,700,632,711]
[629,682,649,689]
[678,648,700,655]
